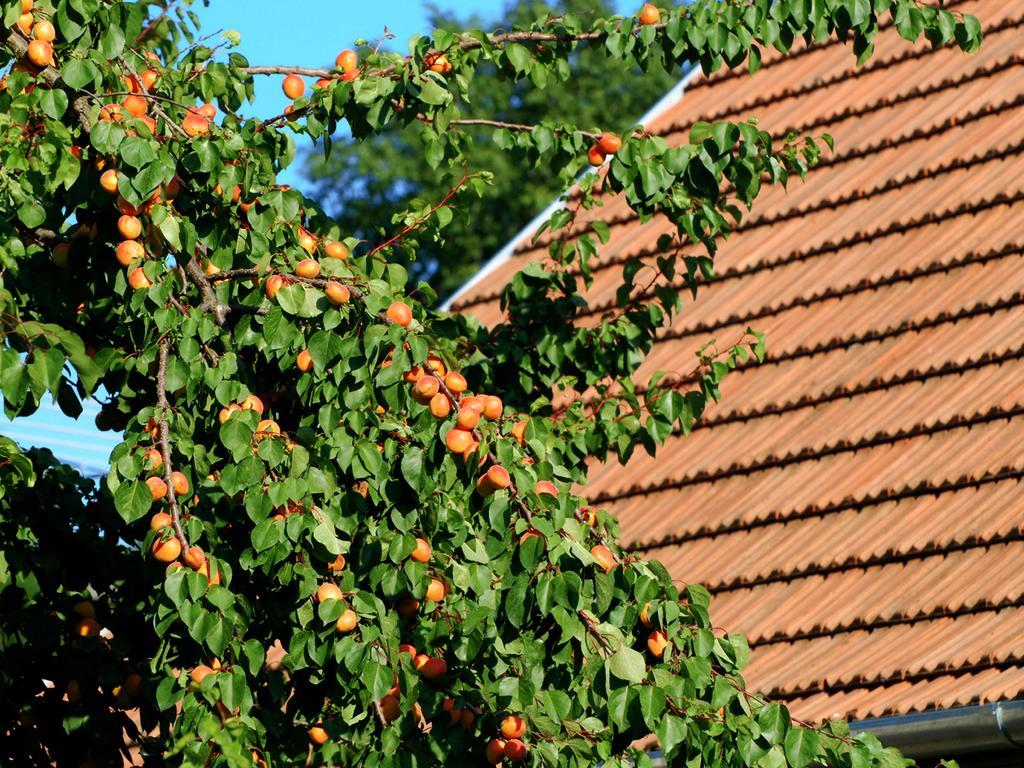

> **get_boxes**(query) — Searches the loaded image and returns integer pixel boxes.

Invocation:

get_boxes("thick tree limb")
[182,258,228,326]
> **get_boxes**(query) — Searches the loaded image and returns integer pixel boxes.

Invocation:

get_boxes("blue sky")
[3,0,637,474]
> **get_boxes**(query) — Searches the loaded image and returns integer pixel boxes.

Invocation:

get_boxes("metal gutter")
[440,63,702,311]
[851,700,1024,759]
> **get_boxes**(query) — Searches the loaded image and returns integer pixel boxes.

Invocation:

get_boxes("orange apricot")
[128,267,152,290]
[444,371,467,394]
[296,349,313,372]
[335,49,358,72]
[282,74,305,99]
[429,392,451,418]
[410,537,431,563]
[308,726,328,745]
[590,544,617,573]
[151,535,182,562]
[647,629,669,658]
[118,215,142,240]
[485,738,507,764]
[27,39,53,68]
[295,258,320,278]
[587,145,607,167]
[335,609,358,633]
[425,578,446,602]
[324,241,349,259]
[445,428,474,454]
[482,395,503,420]
[99,169,119,194]
[325,282,350,305]
[150,511,172,531]
[146,476,167,501]
[386,301,412,327]
[170,471,188,496]
[115,240,144,266]
[639,2,660,25]
[316,582,343,603]
[500,715,527,739]
[598,132,622,154]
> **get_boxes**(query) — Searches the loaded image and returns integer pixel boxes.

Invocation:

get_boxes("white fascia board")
[441,63,703,311]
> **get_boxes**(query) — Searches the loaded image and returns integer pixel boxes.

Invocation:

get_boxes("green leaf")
[784,728,819,768]
[608,646,646,683]
[114,480,152,523]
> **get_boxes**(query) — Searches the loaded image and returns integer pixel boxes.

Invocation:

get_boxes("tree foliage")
[0,0,981,766]
[303,0,680,298]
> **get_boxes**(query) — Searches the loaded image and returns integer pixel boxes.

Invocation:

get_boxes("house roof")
[448,0,1024,723]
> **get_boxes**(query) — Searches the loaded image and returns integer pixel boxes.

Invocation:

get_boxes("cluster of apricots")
[16,0,55,69]
[282,48,360,100]
[587,130,623,167]
[485,715,530,763]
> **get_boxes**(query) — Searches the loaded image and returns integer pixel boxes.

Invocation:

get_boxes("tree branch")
[3,28,92,129]
[156,338,189,551]
[182,257,228,326]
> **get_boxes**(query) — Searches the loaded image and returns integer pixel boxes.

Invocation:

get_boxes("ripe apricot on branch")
[587,145,607,167]
[647,629,669,658]
[500,715,527,739]
[27,39,53,67]
[411,537,431,563]
[316,583,343,603]
[282,74,305,99]
[296,349,313,372]
[485,739,506,764]
[147,476,168,501]
[425,578,446,602]
[476,465,511,496]
[152,535,182,562]
[335,609,358,633]
[335,49,358,72]
[590,544,617,573]
[597,132,622,154]
[504,739,528,762]
[639,2,660,24]
[325,282,350,305]
[323,240,349,260]
[308,726,328,745]
[445,427,474,454]
[386,301,413,327]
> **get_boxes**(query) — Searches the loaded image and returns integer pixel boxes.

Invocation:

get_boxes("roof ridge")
[658,14,1024,135]
[696,339,1024,433]
[629,467,1024,552]
[592,404,1024,503]
[767,652,1024,702]
[708,530,1024,594]
[685,0,976,92]
[751,597,1024,649]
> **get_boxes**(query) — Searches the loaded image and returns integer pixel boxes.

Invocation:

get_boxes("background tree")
[0,0,981,766]
[304,0,679,298]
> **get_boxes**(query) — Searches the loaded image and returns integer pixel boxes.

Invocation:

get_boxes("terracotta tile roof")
[449,0,1024,723]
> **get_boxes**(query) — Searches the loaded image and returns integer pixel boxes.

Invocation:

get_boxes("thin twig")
[156,338,189,551]
[134,0,181,45]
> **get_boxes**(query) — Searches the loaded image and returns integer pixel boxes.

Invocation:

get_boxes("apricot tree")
[0,1,981,767]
